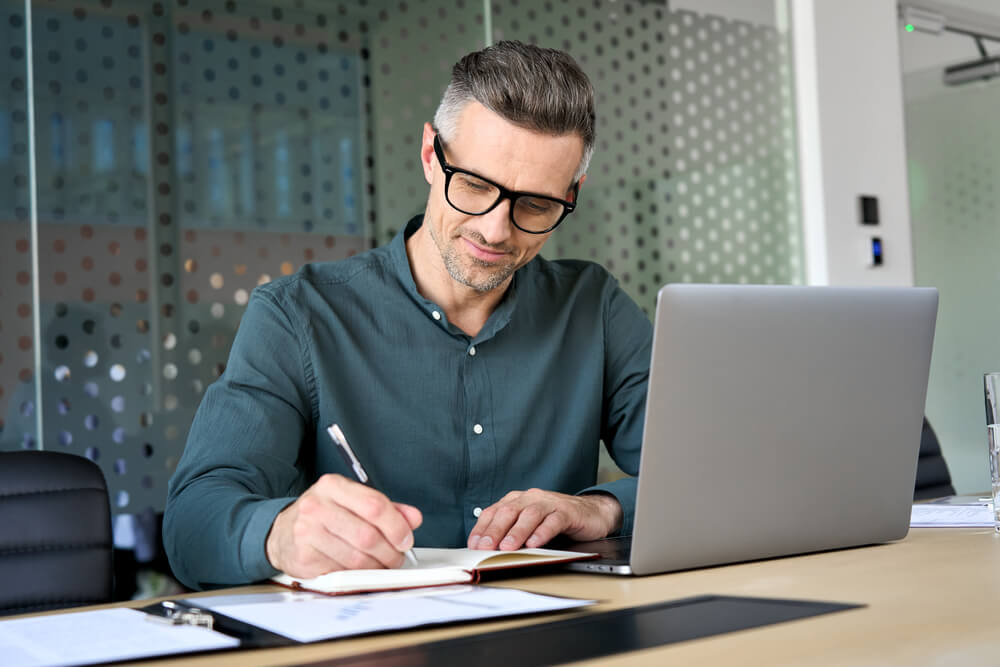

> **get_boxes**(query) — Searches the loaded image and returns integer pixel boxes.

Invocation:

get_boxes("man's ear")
[570,173,587,201]
[420,122,436,186]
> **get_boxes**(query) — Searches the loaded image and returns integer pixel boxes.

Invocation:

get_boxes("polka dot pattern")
[2,1,803,508]
[368,2,485,242]
[0,1,397,515]
[492,1,804,316]
[0,5,35,447]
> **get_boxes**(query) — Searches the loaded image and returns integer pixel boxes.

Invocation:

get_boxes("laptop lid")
[624,284,938,576]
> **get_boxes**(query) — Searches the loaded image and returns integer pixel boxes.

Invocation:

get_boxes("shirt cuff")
[239,497,297,583]
[578,476,637,537]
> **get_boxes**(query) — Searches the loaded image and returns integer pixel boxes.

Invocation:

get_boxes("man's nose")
[475,197,515,246]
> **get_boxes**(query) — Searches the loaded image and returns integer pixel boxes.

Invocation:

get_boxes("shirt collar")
[387,215,426,302]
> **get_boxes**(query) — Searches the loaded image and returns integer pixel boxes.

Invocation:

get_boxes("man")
[164,41,652,590]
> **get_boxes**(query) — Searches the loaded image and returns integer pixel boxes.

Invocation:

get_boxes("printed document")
[910,502,994,527]
[0,607,239,667]
[196,584,595,643]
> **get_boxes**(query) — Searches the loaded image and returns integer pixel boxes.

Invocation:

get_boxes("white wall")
[791,0,915,287]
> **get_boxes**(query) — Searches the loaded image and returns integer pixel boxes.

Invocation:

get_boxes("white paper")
[271,564,471,594]
[910,503,994,527]
[196,585,594,643]
[399,547,589,570]
[0,607,239,667]
[271,546,594,594]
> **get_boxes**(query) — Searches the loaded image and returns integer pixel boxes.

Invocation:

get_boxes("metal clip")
[148,600,215,630]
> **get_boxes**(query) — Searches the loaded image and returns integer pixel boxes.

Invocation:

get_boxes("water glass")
[986,372,1000,532]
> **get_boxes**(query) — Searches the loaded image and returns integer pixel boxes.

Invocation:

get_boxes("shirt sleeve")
[163,287,314,590]
[578,279,652,537]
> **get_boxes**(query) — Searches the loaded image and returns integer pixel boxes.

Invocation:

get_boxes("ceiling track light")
[901,6,945,34]
[942,30,1000,86]
[943,55,1000,86]
[898,2,1000,86]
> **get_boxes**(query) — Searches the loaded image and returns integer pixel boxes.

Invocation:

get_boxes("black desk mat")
[306,594,863,667]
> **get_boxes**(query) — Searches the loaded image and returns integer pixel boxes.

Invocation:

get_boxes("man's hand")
[265,473,422,578]
[467,489,622,551]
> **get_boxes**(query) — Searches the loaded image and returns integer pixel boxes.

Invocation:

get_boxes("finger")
[466,489,528,548]
[297,479,408,569]
[524,512,567,548]
[497,505,549,550]
[286,494,404,571]
[321,474,416,553]
[467,504,499,548]
[394,503,424,531]
[280,541,345,580]
[323,505,409,569]
[312,529,393,572]
[272,507,367,578]
[474,503,525,550]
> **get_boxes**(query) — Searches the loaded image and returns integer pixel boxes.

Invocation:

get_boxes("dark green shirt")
[164,216,652,590]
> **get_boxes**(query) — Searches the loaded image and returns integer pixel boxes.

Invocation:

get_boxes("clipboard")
[138,598,292,649]
[0,586,595,666]
[0,605,257,667]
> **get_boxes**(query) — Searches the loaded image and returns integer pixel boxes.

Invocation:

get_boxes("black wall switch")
[859,195,879,225]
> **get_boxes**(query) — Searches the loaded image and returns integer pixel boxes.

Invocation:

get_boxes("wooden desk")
[54,528,1000,665]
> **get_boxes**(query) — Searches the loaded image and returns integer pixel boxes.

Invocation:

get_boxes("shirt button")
[431,310,441,321]
[473,507,482,518]
[468,346,476,356]
[473,424,483,435]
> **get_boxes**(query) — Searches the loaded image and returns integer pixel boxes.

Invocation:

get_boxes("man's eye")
[519,198,556,214]
[457,176,491,192]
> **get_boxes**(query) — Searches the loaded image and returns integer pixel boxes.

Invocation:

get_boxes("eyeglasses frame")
[432,134,578,235]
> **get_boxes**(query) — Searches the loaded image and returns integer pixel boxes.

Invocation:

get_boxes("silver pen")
[327,423,419,566]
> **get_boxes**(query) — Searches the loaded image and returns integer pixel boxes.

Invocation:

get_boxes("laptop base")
[560,536,634,575]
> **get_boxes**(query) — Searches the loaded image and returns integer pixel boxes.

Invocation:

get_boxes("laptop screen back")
[628,285,938,576]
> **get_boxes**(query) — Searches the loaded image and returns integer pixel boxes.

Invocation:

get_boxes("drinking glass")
[985,372,1000,532]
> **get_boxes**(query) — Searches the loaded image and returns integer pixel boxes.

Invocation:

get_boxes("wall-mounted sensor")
[870,237,883,267]
[859,195,879,225]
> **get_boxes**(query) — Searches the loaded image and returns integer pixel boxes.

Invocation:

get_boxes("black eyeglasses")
[433,135,578,235]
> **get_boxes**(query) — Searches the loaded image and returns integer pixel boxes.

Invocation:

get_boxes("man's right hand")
[265,473,422,578]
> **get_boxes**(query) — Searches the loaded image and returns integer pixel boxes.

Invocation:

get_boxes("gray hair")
[433,41,595,182]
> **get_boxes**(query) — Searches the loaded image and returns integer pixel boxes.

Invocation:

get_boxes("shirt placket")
[462,337,495,535]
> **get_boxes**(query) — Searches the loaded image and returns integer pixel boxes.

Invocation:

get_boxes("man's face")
[418,102,586,294]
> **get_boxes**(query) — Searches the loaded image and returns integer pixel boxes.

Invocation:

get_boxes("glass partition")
[1,0,802,567]
[904,62,1000,492]
[491,0,803,316]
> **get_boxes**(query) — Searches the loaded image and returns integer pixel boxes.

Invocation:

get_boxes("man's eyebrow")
[442,137,576,199]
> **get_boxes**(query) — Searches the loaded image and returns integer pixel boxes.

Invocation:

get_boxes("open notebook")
[271,547,597,595]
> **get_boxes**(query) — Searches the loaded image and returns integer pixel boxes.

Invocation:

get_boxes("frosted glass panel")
[906,76,1000,493]
[0,0,484,520]
[491,0,804,317]
[1,0,805,515]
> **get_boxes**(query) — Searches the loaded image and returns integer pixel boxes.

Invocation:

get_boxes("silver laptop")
[568,284,938,575]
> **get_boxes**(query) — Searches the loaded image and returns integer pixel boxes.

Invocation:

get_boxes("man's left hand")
[467,489,622,551]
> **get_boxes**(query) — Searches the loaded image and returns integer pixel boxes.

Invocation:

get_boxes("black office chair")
[0,450,113,616]
[914,418,956,501]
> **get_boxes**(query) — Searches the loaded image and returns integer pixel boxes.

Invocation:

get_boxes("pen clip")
[328,424,369,484]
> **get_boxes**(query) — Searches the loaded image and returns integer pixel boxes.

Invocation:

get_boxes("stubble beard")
[429,223,518,294]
